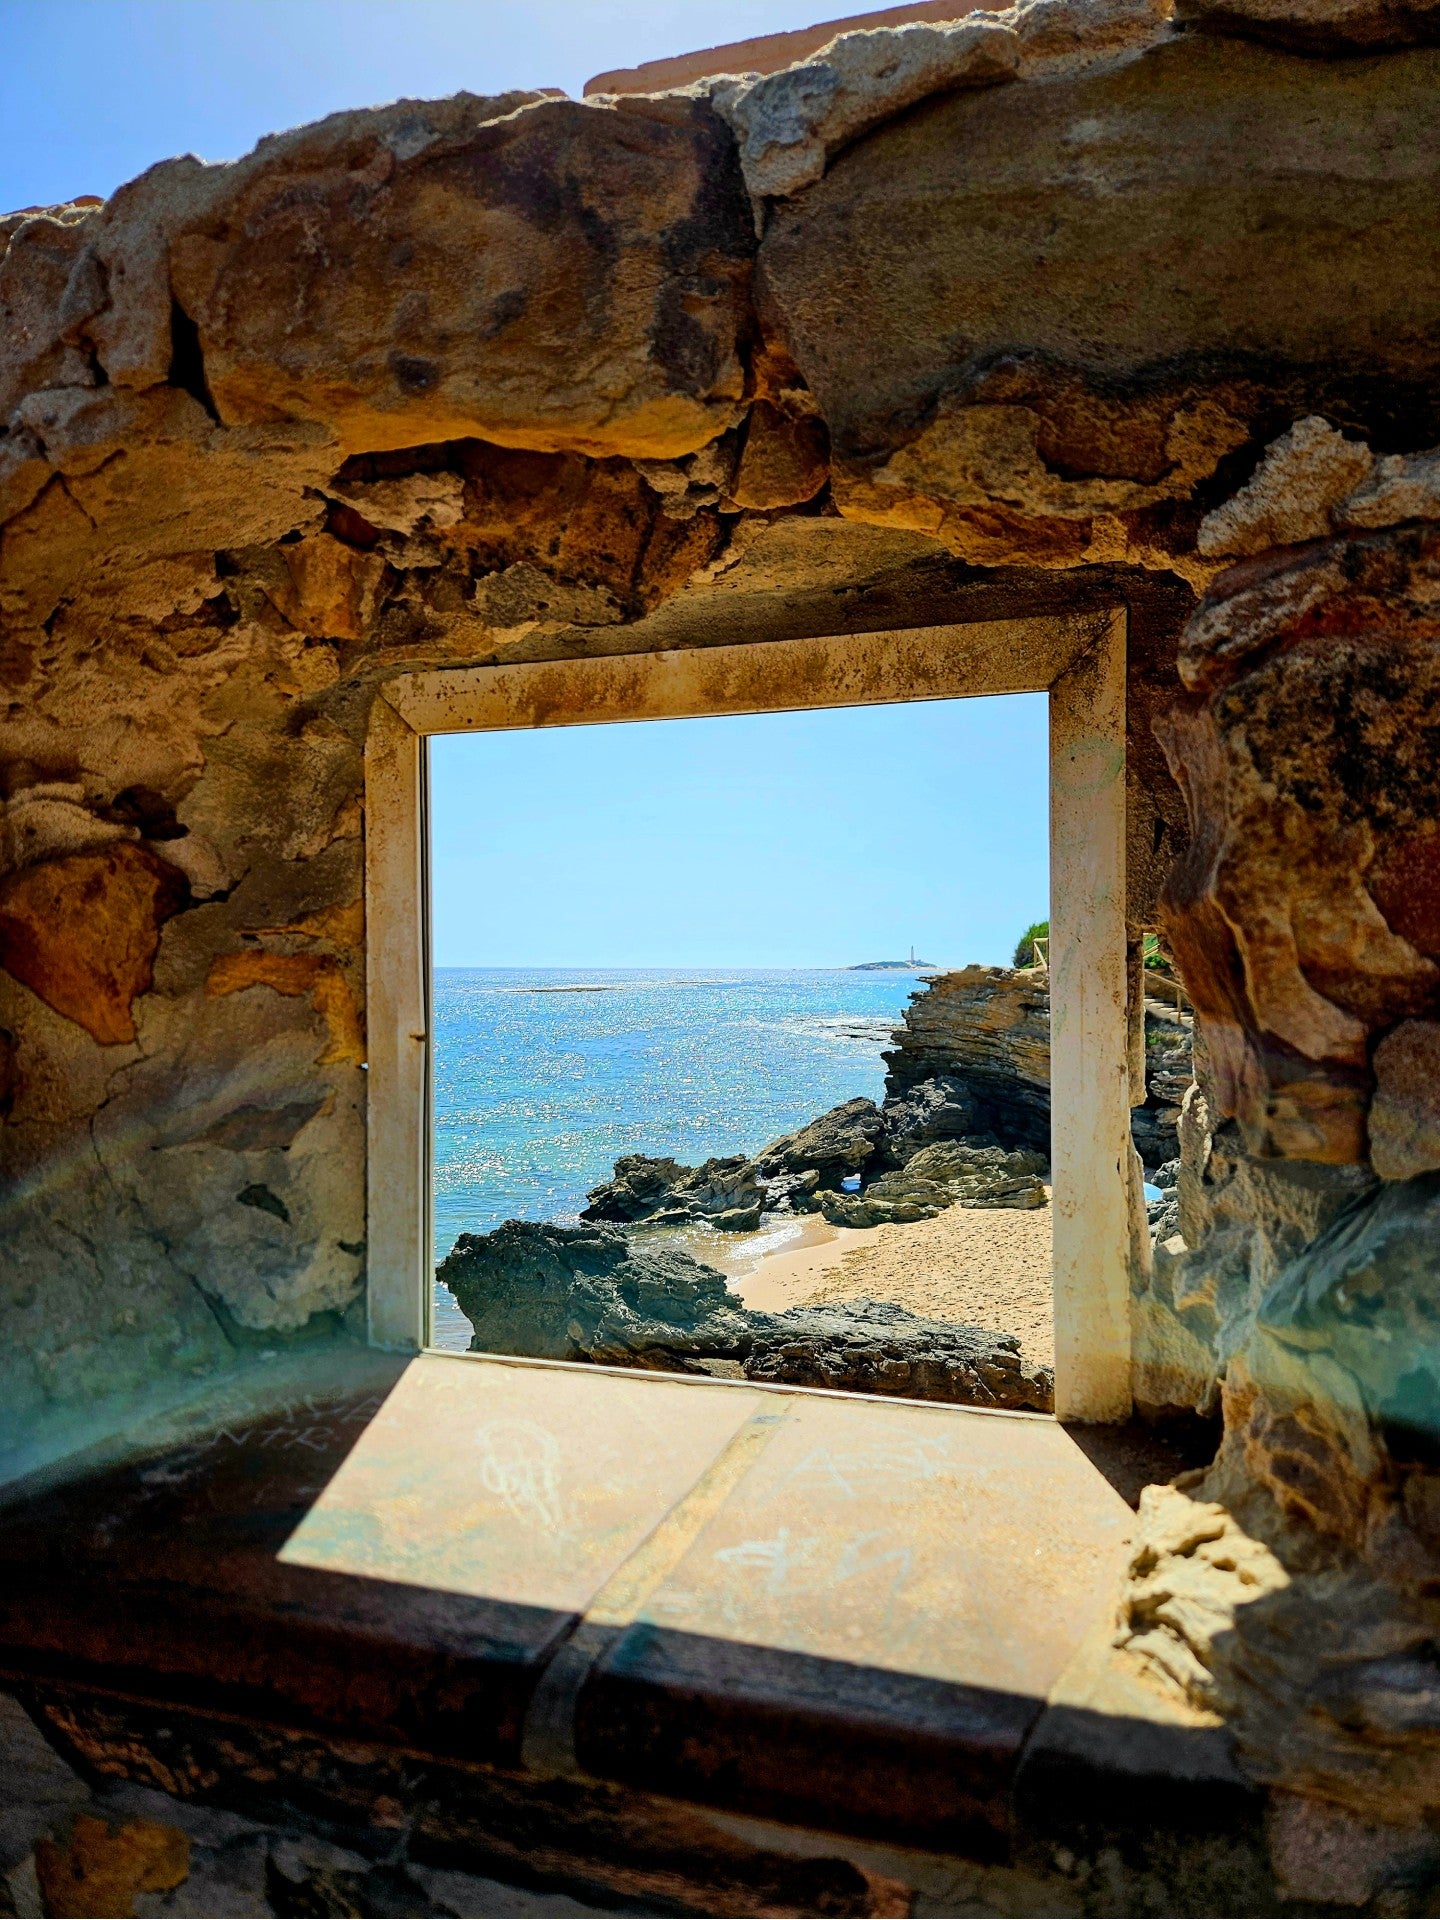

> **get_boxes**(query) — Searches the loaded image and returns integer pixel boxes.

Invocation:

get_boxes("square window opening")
[364,616,1142,1424]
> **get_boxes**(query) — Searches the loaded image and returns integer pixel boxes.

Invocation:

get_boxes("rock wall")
[1115,440,1440,1877]
[4,0,1440,1877]
[883,963,1193,1163]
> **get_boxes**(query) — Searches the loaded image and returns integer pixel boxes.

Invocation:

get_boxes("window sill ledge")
[0,1346,1247,1876]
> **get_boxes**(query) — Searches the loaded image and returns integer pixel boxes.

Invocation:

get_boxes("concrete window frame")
[364,609,1138,1422]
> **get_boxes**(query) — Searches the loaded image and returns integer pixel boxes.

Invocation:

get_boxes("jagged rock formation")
[1144,1155,1182,1241]
[579,1153,763,1229]
[818,1139,1048,1227]
[437,1219,1053,1411]
[883,967,1052,1150]
[1136,1085,1378,1417]
[437,1220,755,1370]
[878,1071,984,1163]
[752,1095,888,1187]
[1160,512,1440,1169]
[580,1082,1045,1235]
[757,28,1440,587]
[884,965,1193,1164]
[1118,1175,1440,1858]
[1132,1009,1195,1165]
[743,1296,1053,1409]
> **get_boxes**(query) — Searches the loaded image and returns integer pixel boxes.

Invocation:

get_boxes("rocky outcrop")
[1136,1086,1377,1417]
[713,15,1022,203]
[743,1296,1052,1410]
[818,1139,1048,1228]
[1177,0,1440,52]
[710,0,1176,205]
[1372,1019,1440,1182]
[884,965,1192,1165]
[1158,508,1440,1167]
[1115,418,1440,1873]
[437,1220,754,1371]
[437,1219,1052,1411]
[580,1078,1046,1237]
[884,966,1052,1150]
[0,842,189,1045]
[58,92,754,462]
[752,1095,888,1187]
[1119,1171,1440,1858]
[7,0,1440,1870]
[1131,1010,1195,1166]
[580,1153,763,1229]
[877,1072,984,1164]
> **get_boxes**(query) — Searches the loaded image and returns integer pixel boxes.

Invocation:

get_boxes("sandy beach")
[730,1198,1055,1369]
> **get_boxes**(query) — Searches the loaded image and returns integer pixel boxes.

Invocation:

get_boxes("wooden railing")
[1022,932,1190,1015]
[1143,967,1192,1016]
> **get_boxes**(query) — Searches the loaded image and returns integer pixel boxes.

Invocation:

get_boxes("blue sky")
[432,699,1048,968]
[2,0,840,209]
[4,1,1050,968]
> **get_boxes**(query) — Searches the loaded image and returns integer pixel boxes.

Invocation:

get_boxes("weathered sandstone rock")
[430,439,730,628]
[1339,449,1440,531]
[0,844,188,1045]
[819,1139,1047,1227]
[1133,1086,1377,1417]
[1371,1021,1440,1182]
[713,15,1020,202]
[1122,1173,1440,1831]
[437,1219,755,1370]
[726,398,829,510]
[41,92,753,462]
[883,967,1052,1150]
[1146,1189,1180,1244]
[758,37,1440,575]
[0,202,103,420]
[0,388,337,629]
[1115,1478,1290,1717]
[1131,1015,1195,1167]
[1194,414,1440,560]
[1196,416,1373,559]
[878,1073,983,1164]
[1178,0,1440,49]
[1160,522,1440,1164]
[882,966,1192,1163]
[5,9,1440,1863]
[1253,1172,1440,1478]
[711,0,1174,205]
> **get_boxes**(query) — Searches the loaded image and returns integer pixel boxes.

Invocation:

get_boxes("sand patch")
[737,1195,1054,1368]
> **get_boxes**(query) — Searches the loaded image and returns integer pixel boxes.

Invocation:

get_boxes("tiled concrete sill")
[0,1348,1250,1881]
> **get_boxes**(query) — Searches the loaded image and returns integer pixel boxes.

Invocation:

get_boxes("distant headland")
[849,948,935,971]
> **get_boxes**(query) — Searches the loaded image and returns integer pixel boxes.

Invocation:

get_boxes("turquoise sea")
[430,966,927,1349]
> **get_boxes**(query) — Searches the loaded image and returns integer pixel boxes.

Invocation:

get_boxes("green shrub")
[1014,919,1049,968]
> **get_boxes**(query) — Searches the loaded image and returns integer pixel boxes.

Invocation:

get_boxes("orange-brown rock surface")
[1158,521,1440,1165]
[41,92,755,462]
[0,844,188,1045]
